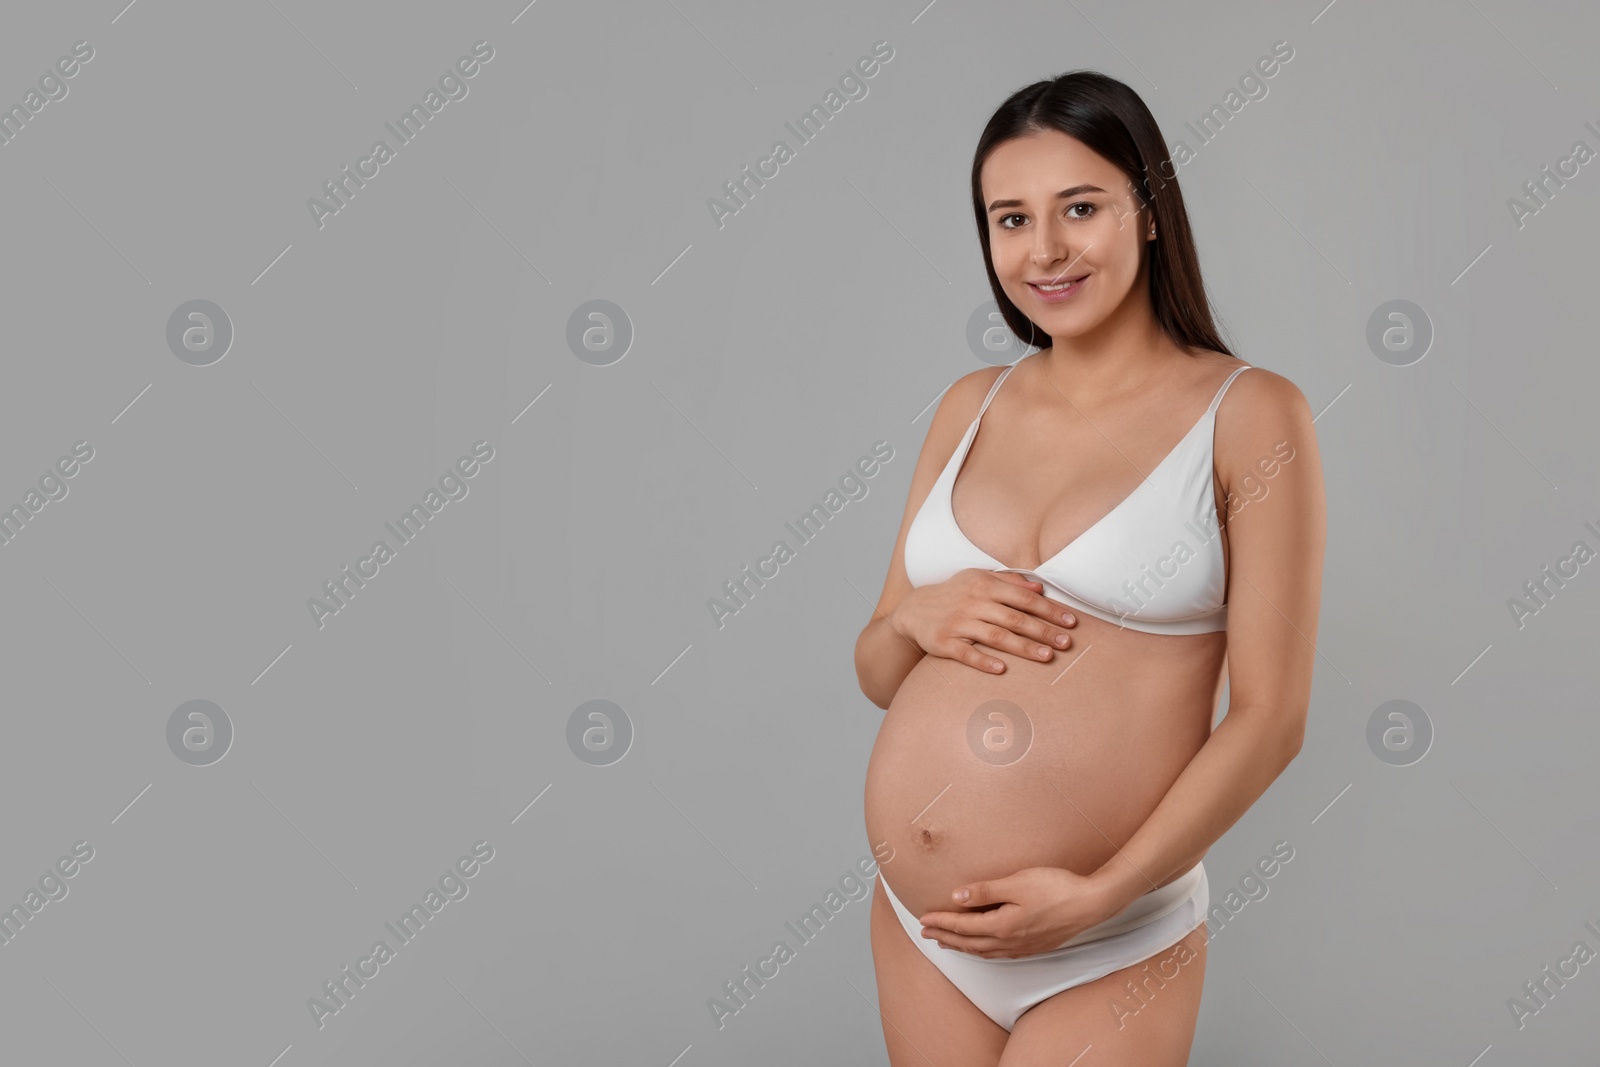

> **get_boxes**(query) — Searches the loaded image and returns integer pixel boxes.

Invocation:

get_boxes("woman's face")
[980,130,1152,342]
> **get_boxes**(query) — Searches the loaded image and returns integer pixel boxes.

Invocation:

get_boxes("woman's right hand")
[888,569,1078,673]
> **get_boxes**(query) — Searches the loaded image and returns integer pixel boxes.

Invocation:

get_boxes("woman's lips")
[1028,275,1087,303]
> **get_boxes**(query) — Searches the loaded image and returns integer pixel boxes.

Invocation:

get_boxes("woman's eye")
[998,204,1094,229]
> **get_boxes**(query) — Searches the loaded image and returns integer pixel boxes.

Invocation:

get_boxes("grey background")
[1,0,1596,1064]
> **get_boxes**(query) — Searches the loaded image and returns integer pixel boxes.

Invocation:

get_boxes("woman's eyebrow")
[986,184,1107,213]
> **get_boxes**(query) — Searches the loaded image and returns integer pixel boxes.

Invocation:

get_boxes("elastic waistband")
[878,862,1206,959]
[1056,862,1205,949]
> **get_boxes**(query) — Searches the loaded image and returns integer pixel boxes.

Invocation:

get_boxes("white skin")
[906,129,1184,953]
[863,125,1321,1066]
[983,128,1175,418]
[909,131,1314,952]
[887,128,1170,680]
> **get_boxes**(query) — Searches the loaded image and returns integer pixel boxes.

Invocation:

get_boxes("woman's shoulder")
[911,361,1015,467]
[1182,347,1307,414]
[1201,353,1318,473]
[1222,361,1311,419]
[930,361,1014,426]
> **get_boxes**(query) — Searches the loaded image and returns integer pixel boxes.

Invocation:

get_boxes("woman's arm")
[1090,368,1326,910]
[855,373,980,708]
[855,366,1006,708]
[854,608,929,710]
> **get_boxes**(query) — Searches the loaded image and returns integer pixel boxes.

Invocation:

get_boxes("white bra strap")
[975,363,1018,418]
[1206,365,1252,415]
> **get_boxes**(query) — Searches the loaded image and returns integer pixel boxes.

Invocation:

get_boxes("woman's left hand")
[916,866,1123,958]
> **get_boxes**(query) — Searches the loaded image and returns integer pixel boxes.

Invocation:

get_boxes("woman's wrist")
[1087,859,1152,920]
[882,603,923,656]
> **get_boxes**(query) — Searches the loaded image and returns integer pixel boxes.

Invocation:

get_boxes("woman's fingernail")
[1037,646,1050,659]
[1062,613,1074,624]
[1055,634,1069,646]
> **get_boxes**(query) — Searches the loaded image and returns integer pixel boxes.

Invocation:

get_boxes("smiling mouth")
[1027,275,1088,299]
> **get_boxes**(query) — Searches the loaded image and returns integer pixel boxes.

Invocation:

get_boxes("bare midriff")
[863,611,1227,922]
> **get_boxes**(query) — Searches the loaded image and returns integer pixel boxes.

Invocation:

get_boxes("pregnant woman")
[857,71,1325,1065]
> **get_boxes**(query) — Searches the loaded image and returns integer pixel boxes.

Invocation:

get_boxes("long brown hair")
[971,70,1233,357]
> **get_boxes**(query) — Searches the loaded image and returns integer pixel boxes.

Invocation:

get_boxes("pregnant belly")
[863,623,1225,922]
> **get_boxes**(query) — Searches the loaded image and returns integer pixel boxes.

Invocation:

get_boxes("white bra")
[903,361,1252,635]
